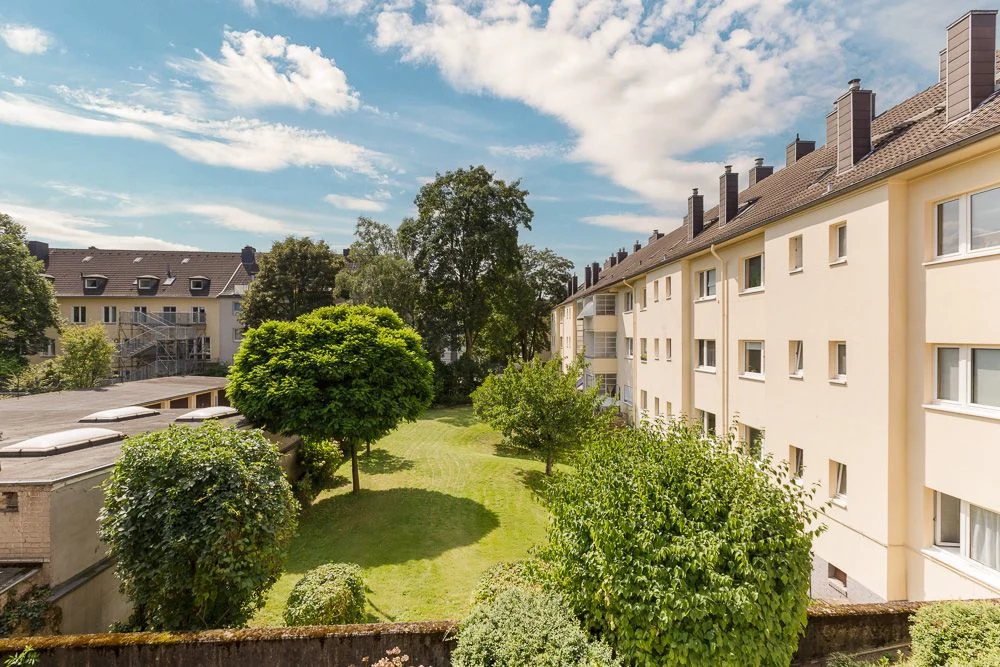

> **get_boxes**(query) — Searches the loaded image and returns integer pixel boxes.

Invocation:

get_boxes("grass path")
[253,407,552,626]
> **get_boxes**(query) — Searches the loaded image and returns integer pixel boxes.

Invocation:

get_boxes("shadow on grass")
[431,409,479,428]
[493,442,541,464]
[359,449,414,475]
[515,469,552,503]
[287,487,500,573]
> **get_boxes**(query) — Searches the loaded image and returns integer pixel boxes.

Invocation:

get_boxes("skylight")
[0,428,124,458]
[82,256,93,263]
[181,258,190,264]
[80,406,159,423]
[175,406,240,422]
[133,257,143,263]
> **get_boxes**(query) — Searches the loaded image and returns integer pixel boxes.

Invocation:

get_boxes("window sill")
[923,246,1000,267]
[829,258,848,267]
[922,546,1000,592]
[739,286,765,296]
[738,373,765,383]
[789,372,804,380]
[694,367,717,374]
[831,497,848,509]
[829,377,848,386]
[923,402,1000,422]
[788,267,803,275]
[694,296,717,303]
[827,579,848,597]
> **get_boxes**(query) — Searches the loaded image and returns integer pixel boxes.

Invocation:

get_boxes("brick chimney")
[591,262,600,283]
[945,10,998,123]
[748,158,773,187]
[617,248,628,263]
[572,275,578,294]
[584,265,593,288]
[27,240,49,266]
[633,240,642,253]
[241,245,258,275]
[786,134,816,167]
[835,79,875,173]
[719,165,739,226]
[687,188,705,240]
[648,229,663,244]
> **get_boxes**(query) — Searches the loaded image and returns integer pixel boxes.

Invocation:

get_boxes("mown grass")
[253,406,552,626]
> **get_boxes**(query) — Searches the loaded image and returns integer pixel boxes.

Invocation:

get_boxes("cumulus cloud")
[581,213,680,233]
[183,203,310,234]
[324,193,389,212]
[3,203,197,250]
[488,142,564,160]
[241,0,371,17]
[174,30,360,114]
[0,24,52,55]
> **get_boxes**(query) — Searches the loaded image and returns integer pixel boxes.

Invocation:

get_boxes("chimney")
[835,78,875,173]
[241,245,258,274]
[748,158,773,187]
[584,265,593,288]
[719,165,739,226]
[572,275,579,294]
[606,255,615,269]
[591,262,600,284]
[826,110,837,146]
[939,48,948,83]
[648,229,663,244]
[786,134,816,167]
[633,240,642,253]
[617,248,628,263]
[945,10,998,123]
[687,188,705,239]
[342,248,350,258]
[27,240,49,266]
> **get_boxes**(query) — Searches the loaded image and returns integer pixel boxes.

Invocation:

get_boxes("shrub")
[472,560,542,606]
[284,563,367,626]
[8,360,61,394]
[910,600,1000,666]
[452,588,619,667]
[294,438,342,505]
[540,419,824,666]
[98,423,298,631]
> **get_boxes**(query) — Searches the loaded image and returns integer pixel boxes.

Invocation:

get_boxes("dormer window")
[189,276,209,291]
[85,278,99,289]
[136,275,158,290]
[82,274,107,290]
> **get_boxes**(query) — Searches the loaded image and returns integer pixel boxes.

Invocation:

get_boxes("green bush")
[540,419,824,666]
[294,438,342,505]
[910,600,1000,666]
[284,563,367,626]
[453,588,618,667]
[472,560,542,606]
[8,360,61,394]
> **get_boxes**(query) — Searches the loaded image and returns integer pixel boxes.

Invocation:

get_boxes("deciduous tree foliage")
[540,420,824,666]
[58,324,114,389]
[336,218,421,326]
[0,213,60,362]
[472,354,605,475]
[240,236,344,328]
[98,423,298,631]
[227,305,434,493]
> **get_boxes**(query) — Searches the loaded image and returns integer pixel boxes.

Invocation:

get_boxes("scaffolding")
[115,310,209,381]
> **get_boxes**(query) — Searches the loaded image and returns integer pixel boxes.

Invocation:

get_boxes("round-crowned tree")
[283,562,367,626]
[540,419,824,666]
[227,304,434,493]
[98,423,298,631]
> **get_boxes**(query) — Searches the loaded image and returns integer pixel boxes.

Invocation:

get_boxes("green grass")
[252,406,552,626]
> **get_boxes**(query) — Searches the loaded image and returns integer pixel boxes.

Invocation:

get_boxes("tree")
[472,354,606,475]
[97,423,298,631]
[482,245,572,362]
[58,324,114,389]
[540,419,824,665]
[227,305,435,493]
[409,166,533,357]
[0,213,60,361]
[239,236,345,328]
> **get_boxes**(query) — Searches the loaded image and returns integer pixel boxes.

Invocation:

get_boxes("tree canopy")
[239,236,344,328]
[227,304,435,493]
[98,423,298,631]
[0,213,60,361]
[58,324,114,389]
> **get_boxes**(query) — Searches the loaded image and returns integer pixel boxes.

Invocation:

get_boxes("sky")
[0,0,977,269]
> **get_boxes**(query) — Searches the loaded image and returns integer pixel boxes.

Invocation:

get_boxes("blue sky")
[0,0,976,269]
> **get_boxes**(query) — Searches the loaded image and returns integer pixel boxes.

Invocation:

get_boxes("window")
[72,305,86,324]
[190,279,205,290]
[233,301,243,315]
[934,346,1000,410]
[790,340,804,377]
[665,401,673,417]
[590,332,616,358]
[742,341,764,377]
[743,254,764,291]
[2,492,17,512]
[595,294,616,315]
[789,235,803,271]
[190,336,211,360]
[972,187,1000,251]
[654,397,660,415]
[665,338,672,361]
[935,188,1000,257]
[192,306,206,324]
[653,281,659,302]
[137,277,156,290]
[640,338,648,362]
[624,291,634,312]
[832,223,847,262]
[625,337,634,359]
[831,341,847,382]
[42,338,56,357]
[831,460,848,501]
[700,410,716,435]
[828,564,848,592]
[937,199,961,256]
[653,338,660,360]
[697,339,716,370]
[790,446,804,478]
[102,306,117,324]
[744,426,764,459]
[934,492,1000,574]
[640,287,647,310]
[234,328,244,343]
[162,306,177,323]
[595,373,617,396]
[640,390,648,411]
[697,268,716,299]
[84,277,100,289]
[664,276,672,299]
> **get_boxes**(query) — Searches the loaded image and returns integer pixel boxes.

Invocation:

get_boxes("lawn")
[252,406,552,626]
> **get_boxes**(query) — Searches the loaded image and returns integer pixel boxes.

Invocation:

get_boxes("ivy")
[0,586,52,638]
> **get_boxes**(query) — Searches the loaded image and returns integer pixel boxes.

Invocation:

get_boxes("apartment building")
[553,10,1000,604]
[27,242,257,380]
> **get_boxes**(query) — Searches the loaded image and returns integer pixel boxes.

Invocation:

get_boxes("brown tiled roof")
[43,248,254,298]
[563,59,1000,306]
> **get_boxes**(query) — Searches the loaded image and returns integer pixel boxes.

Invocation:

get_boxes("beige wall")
[0,484,51,563]
[54,562,130,635]
[49,470,112,585]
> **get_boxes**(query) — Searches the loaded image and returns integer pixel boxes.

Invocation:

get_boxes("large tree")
[98,423,298,631]
[0,213,60,362]
[410,166,533,357]
[240,236,345,328]
[227,305,434,493]
[472,354,606,475]
[58,324,114,389]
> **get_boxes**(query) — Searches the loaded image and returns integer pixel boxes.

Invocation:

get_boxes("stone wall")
[0,484,51,562]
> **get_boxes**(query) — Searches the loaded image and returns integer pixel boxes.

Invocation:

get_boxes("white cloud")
[0,89,385,175]
[241,0,370,17]
[184,203,310,234]
[488,142,564,160]
[0,24,52,55]
[46,182,133,203]
[324,193,389,212]
[581,213,680,233]
[3,203,197,250]
[174,30,360,114]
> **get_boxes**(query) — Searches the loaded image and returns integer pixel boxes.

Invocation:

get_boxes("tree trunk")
[350,441,360,494]
[545,450,553,476]
[366,441,371,455]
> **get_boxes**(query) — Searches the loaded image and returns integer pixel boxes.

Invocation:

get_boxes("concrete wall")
[49,471,109,585]
[53,563,131,636]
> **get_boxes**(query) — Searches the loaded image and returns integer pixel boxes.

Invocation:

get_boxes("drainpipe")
[709,244,728,431]
[621,278,638,424]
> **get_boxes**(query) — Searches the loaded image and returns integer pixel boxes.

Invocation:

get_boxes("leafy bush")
[0,586,54,637]
[453,588,618,667]
[472,560,542,606]
[8,360,61,394]
[0,354,25,390]
[540,419,824,666]
[284,563,367,626]
[98,423,298,631]
[294,438,342,505]
[910,600,1000,666]
[58,324,113,389]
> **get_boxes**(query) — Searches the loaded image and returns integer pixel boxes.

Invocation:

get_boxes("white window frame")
[137,278,156,290]
[84,277,100,289]
[654,396,661,415]
[590,331,617,358]
[742,254,764,292]
[234,328,244,343]
[696,339,716,370]
[790,446,804,479]
[640,287,647,310]
[192,306,207,324]
[934,492,1000,575]
[789,235,803,272]
[102,305,117,324]
[232,300,243,315]
[831,222,847,263]
[42,338,56,357]
[831,341,847,383]
[701,410,716,435]
[640,337,648,362]
[625,337,634,359]
[72,305,86,324]
[665,338,672,361]
[623,290,634,313]
[664,276,672,299]
[653,338,660,360]
[934,186,1000,259]
[595,293,616,315]
[653,280,659,302]
[697,268,717,299]
[595,373,617,397]
[789,340,804,378]
[190,278,206,291]
[640,389,648,411]
[832,460,848,503]
[744,425,764,460]
[741,340,764,379]
[933,345,1000,411]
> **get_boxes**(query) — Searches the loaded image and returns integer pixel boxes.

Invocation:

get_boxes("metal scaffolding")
[115,310,209,381]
